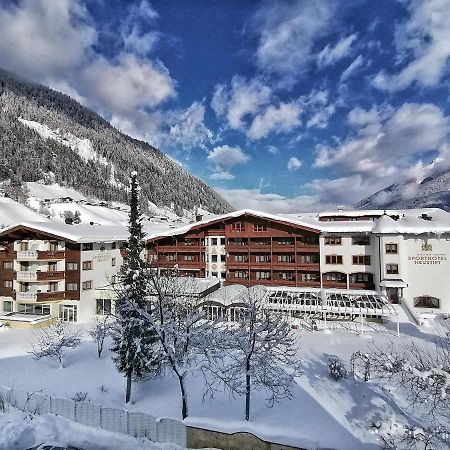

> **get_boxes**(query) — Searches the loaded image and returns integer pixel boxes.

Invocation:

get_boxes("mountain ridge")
[0,67,233,215]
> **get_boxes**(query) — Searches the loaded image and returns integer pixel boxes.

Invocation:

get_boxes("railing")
[15,250,38,260]
[37,271,65,281]
[16,271,38,281]
[37,251,65,260]
[16,292,38,301]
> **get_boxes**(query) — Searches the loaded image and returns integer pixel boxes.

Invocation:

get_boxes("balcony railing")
[16,292,38,301]
[15,250,38,260]
[16,271,38,281]
[37,251,65,260]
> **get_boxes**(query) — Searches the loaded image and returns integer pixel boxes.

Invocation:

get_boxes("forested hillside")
[0,68,232,215]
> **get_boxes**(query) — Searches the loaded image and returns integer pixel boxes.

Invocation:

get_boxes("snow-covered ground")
[0,319,445,450]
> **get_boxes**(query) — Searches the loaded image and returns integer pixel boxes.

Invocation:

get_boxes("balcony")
[272,244,295,252]
[37,251,65,260]
[296,245,320,252]
[37,271,65,281]
[15,250,38,260]
[297,263,320,271]
[15,271,65,282]
[16,271,38,281]
[16,291,66,302]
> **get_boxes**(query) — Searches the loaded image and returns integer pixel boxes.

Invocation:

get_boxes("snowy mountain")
[0,67,232,215]
[355,161,450,211]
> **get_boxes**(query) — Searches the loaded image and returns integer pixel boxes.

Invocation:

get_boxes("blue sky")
[1,0,450,212]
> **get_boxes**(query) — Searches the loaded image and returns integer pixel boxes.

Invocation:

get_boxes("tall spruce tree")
[112,171,161,403]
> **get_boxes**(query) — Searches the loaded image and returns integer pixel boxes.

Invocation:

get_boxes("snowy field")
[0,319,446,450]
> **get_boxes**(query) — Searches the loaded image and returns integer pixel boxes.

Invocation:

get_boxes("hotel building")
[1,207,450,325]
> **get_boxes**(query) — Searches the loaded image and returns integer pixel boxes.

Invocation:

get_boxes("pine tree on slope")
[111,171,161,403]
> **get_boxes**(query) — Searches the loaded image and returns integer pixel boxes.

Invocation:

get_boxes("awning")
[379,279,408,288]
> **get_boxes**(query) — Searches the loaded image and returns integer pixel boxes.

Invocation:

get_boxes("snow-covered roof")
[0,221,130,243]
[145,209,322,241]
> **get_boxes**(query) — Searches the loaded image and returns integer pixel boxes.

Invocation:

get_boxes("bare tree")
[370,317,450,447]
[29,320,81,368]
[204,286,300,421]
[88,315,114,358]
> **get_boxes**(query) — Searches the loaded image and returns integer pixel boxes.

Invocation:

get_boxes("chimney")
[196,214,203,222]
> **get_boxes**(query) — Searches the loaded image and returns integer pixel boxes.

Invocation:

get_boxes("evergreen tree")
[111,171,161,403]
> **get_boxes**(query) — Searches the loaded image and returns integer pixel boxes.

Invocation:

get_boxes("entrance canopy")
[379,279,408,288]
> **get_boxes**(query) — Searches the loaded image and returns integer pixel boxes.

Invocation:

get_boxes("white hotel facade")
[1,207,450,326]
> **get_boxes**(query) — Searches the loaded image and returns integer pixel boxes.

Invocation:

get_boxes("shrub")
[328,356,347,381]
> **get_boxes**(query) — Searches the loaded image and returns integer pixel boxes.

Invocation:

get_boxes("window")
[165,253,176,261]
[18,304,50,315]
[414,296,440,308]
[253,239,270,246]
[301,272,320,282]
[325,255,343,264]
[211,272,218,277]
[386,264,399,274]
[111,275,118,285]
[298,236,319,245]
[66,283,78,291]
[19,241,28,251]
[324,236,342,245]
[3,261,13,270]
[351,273,370,283]
[326,272,346,282]
[3,300,12,313]
[277,238,294,245]
[231,222,244,232]
[184,254,194,261]
[253,223,268,232]
[234,271,248,279]
[277,254,294,263]
[48,241,59,251]
[96,298,112,315]
[211,254,218,262]
[211,238,218,246]
[82,280,92,290]
[48,282,58,292]
[352,236,370,246]
[255,254,270,262]
[111,242,117,250]
[352,255,371,265]
[230,238,247,246]
[386,243,398,254]
[234,255,247,262]
[2,280,13,289]
[279,272,294,281]
[82,261,93,270]
[111,257,116,266]
[220,238,226,246]
[220,254,226,262]
[300,254,319,263]
[256,271,271,280]
[48,262,57,272]
[66,262,78,270]
[82,243,93,251]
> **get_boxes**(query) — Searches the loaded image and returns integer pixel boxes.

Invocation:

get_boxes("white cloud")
[267,146,279,154]
[373,0,450,91]
[0,0,95,81]
[81,54,175,115]
[340,55,364,81]
[253,0,335,85]
[287,157,302,171]
[207,145,250,167]
[121,1,160,56]
[211,76,271,130]
[217,187,336,214]
[167,101,215,150]
[210,170,235,181]
[248,102,302,139]
[317,34,357,68]
[301,89,336,129]
[312,103,450,203]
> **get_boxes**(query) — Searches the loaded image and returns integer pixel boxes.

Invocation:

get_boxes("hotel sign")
[409,244,447,265]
